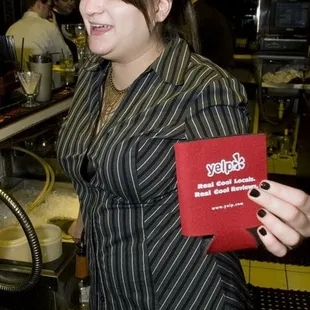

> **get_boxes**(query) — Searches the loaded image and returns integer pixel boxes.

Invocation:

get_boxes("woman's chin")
[89,46,110,57]
[88,39,113,57]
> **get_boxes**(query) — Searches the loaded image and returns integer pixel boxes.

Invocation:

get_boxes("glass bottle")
[75,235,90,310]
[279,129,291,156]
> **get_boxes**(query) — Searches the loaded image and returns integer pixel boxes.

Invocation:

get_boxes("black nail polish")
[260,182,270,190]
[258,209,267,218]
[250,188,260,198]
[259,227,267,236]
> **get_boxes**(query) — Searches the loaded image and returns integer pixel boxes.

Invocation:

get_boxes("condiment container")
[0,226,30,262]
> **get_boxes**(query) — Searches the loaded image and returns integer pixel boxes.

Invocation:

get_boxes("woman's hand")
[248,180,310,257]
[68,211,84,242]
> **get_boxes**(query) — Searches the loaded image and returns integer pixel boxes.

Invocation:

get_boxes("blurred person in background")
[52,0,83,62]
[193,0,234,69]
[6,0,71,71]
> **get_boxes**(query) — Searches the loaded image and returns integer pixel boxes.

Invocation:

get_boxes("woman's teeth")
[92,25,113,30]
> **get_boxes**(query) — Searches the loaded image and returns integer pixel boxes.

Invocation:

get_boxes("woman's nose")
[82,0,105,16]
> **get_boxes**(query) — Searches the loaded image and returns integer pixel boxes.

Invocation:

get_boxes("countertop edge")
[0,97,72,143]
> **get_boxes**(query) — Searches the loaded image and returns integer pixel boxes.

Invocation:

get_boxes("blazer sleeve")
[185,76,250,140]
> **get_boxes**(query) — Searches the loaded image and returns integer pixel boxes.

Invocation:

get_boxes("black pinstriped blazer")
[57,37,253,310]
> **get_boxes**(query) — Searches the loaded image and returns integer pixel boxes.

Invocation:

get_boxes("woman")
[57,0,310,308]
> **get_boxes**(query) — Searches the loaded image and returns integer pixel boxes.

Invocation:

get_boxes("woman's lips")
[90,24,114,36]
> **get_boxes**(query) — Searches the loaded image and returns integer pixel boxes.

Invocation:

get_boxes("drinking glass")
[17,71,41,107]
[61,23,87,70]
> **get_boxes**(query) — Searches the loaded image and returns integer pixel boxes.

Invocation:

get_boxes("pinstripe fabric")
[57,37,253,309]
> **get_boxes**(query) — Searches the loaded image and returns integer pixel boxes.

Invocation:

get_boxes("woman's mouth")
[90,24,114,36]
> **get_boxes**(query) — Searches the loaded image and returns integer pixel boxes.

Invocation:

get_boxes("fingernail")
[260,182,270,190]
[258,209,267,218]
[250,188,260,198]
[259,227,267,236]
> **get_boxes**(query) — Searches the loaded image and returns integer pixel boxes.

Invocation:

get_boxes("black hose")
[0,188,42,292]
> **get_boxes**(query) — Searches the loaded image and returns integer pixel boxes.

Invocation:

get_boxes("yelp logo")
[206,153,246,177]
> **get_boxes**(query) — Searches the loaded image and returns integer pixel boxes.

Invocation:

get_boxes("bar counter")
[0,86,74,143]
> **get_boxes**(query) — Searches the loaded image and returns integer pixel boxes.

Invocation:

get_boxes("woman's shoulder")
[187,53,247,100]
[190,53,230,78]
[188,52,239,88]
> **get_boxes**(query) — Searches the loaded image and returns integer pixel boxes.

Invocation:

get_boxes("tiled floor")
[241,259,310,292]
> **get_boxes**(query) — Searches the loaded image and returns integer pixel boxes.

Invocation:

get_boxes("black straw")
[20,37,24,71]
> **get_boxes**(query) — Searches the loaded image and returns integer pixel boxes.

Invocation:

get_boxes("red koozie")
[174,134,267,253]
